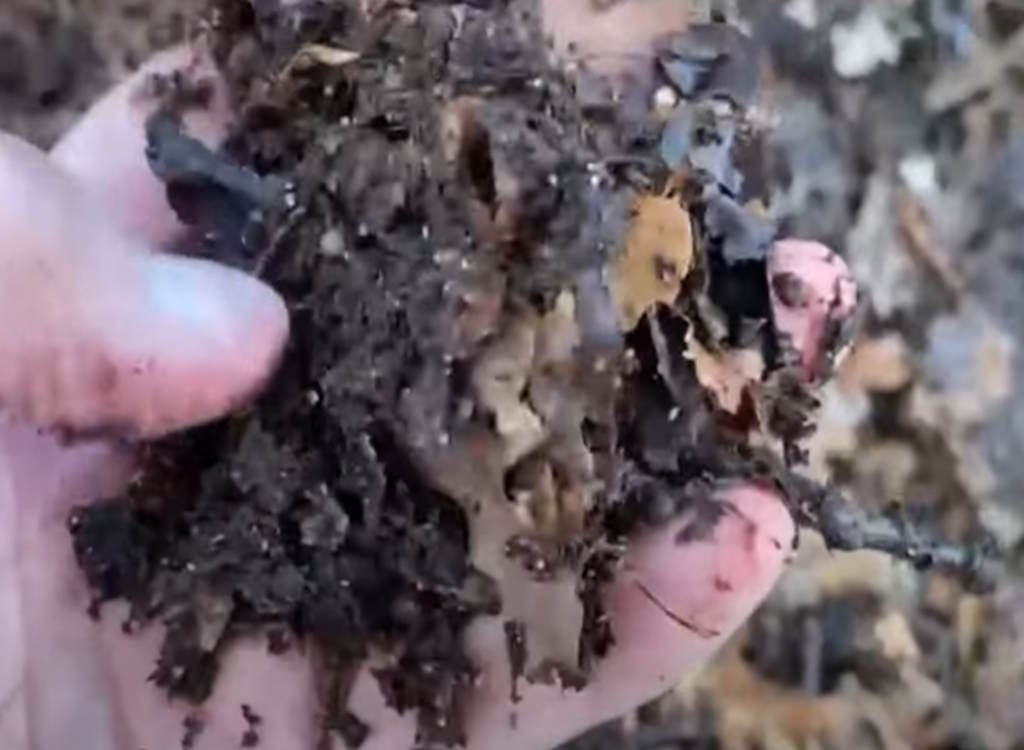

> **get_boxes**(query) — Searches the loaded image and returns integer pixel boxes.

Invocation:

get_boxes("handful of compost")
[61,1,995,747]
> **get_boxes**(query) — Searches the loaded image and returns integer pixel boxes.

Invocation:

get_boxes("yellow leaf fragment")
[609,195,694,330]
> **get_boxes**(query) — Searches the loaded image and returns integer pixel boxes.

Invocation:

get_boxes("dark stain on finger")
[742,516,758,551]
[720,499,760,552]
[49,419,138,446]
[674,492,729,545]
[89,354,120,403]
[771,271,810,308]
[241,703,262,747]
[130,356,157,377]
[181,713,204,749]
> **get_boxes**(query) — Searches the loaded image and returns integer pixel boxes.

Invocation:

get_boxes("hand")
[0,4,854,749]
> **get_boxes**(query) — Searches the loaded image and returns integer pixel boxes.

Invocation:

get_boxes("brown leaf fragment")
[507,455,561,536]
[609,195,694,330]
[685,327,764,415]
[838,334,912,394]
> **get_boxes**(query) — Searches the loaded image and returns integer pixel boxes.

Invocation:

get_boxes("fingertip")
[1,121,286,442]
[51,44,232,247]
[611,484,792,651]
[122,254,289,437]
[768,239,858,382]
[485,484,792,750]
[715,482,796,578]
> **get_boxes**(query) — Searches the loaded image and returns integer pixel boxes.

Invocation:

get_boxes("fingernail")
[143,255,285,342]
[125,254,289,435]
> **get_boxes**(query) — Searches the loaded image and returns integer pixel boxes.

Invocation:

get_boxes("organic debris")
[566,1,1024,748]
[609,194,694,330]
[64,0,998,747]
[685,325,764,415]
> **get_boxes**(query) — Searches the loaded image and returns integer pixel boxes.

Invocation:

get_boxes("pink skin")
[0,5,853,749]
[769,239,857,382]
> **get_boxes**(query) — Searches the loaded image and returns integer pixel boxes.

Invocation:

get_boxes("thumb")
[0,133,288,438]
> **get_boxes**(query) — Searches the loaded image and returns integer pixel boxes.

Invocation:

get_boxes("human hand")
[0,3,854,749]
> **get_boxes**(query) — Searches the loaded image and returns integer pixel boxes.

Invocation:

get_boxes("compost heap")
[67,0,994,746]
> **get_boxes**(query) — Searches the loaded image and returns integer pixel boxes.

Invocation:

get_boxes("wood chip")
[686,328,764,414]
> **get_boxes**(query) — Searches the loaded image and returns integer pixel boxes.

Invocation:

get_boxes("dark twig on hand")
[817,491,999,589]
[779,471,1000,592]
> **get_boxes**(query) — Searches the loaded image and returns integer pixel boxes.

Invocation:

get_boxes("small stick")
[896,189,966,298]
[780,470,1000,592]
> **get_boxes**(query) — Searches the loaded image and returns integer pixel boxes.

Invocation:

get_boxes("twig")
[253,207,306,278]
[896,189,965,299]
[780,470,1000,592]
[693,449,1001,591]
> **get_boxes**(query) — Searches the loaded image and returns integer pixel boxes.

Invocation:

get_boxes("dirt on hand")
[61,1,997,748]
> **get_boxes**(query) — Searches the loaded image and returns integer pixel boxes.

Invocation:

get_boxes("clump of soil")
[68,0,995,746]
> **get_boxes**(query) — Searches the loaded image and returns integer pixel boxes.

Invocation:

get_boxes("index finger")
[51,44,232,248]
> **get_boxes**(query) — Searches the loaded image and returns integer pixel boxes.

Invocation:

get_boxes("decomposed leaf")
[609,195,694,331]
[685,326,764,414]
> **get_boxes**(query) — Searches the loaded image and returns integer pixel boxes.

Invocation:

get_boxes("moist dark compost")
[67,1,997,747]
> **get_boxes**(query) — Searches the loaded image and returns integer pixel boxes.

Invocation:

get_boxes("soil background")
[4,1,1024,749]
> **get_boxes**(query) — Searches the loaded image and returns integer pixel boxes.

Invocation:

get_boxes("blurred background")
[3,0,1023,748]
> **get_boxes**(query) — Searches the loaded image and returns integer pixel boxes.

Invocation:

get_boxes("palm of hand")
[0,4,848,747]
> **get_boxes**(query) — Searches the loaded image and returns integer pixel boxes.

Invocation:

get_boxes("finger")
[1,428,134,750]
[51,44,232,248]
[2,426,318,750]
[768,239,857,382]
[542,0,693,75]
[0,442,28,750]
[346,483,789,750]
[0,135,287,438]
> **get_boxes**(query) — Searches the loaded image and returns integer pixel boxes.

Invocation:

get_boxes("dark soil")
[54,0,999,747]
[0,0,201,147]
